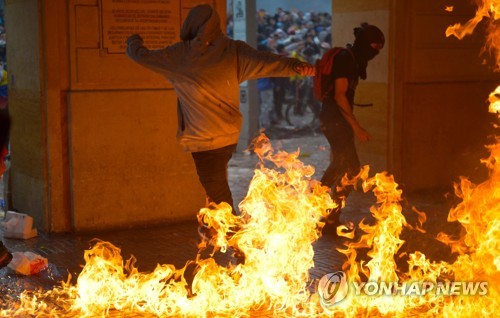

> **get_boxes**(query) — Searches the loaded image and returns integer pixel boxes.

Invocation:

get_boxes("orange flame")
[1,134,338,316]
[3,129,497,316]
[446,0,500,71]
[490,86,500,114]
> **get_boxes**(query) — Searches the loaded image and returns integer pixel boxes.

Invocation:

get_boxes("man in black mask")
[351,23,385,80]
[317,23,385,235]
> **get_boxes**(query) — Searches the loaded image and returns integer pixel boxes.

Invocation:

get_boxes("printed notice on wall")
[101,0,180,53]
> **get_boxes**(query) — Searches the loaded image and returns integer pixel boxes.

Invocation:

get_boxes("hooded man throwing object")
[126,5,315,224]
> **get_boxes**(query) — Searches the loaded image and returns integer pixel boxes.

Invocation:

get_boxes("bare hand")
[297,62,316,77]
[354,127,372,142]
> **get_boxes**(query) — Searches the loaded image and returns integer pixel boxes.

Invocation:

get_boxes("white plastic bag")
[1,211,38,239]
[7,251,48,275]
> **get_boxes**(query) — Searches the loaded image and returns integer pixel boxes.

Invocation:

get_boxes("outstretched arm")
[126,34,176,75]
[236,41,314,82]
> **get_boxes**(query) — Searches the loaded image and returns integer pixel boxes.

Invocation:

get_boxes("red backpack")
[313,47,354,101]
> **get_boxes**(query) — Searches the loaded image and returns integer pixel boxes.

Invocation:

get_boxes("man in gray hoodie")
[126,4,315,216]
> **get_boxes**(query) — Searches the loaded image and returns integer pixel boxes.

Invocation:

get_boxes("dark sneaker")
[321,207,341,234]
[183,262,199,298]
[321,206,355,239]
[233,248,245,265]
[197,223,217,242]
[322,221,342,239]
[0,243,12,268]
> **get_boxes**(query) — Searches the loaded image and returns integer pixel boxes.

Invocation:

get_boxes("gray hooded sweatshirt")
[126,4,306,152]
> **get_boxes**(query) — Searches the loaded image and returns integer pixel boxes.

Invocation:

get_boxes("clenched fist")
[296,62,316,77]
[126,34,143,45]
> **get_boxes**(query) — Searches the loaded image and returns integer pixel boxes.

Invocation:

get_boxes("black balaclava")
[350,23,385,80]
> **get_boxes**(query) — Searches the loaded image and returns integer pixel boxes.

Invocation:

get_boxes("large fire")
[1,1,499,317]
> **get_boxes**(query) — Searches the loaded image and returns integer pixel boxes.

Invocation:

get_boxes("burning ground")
[0,127,497,317]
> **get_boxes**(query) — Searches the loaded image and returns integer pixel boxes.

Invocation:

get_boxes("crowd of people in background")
[227,7,333,129]
[0,13,8,178]
[0,6,10,269]
[0,12,7,112]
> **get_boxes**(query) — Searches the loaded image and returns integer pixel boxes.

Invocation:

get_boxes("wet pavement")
[0,128,459,313]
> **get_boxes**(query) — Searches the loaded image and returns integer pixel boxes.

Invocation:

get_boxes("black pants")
[320,117,360,198]
[191,144,237,212]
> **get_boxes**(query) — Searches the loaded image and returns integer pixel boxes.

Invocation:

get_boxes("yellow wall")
[69,90,205,231]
